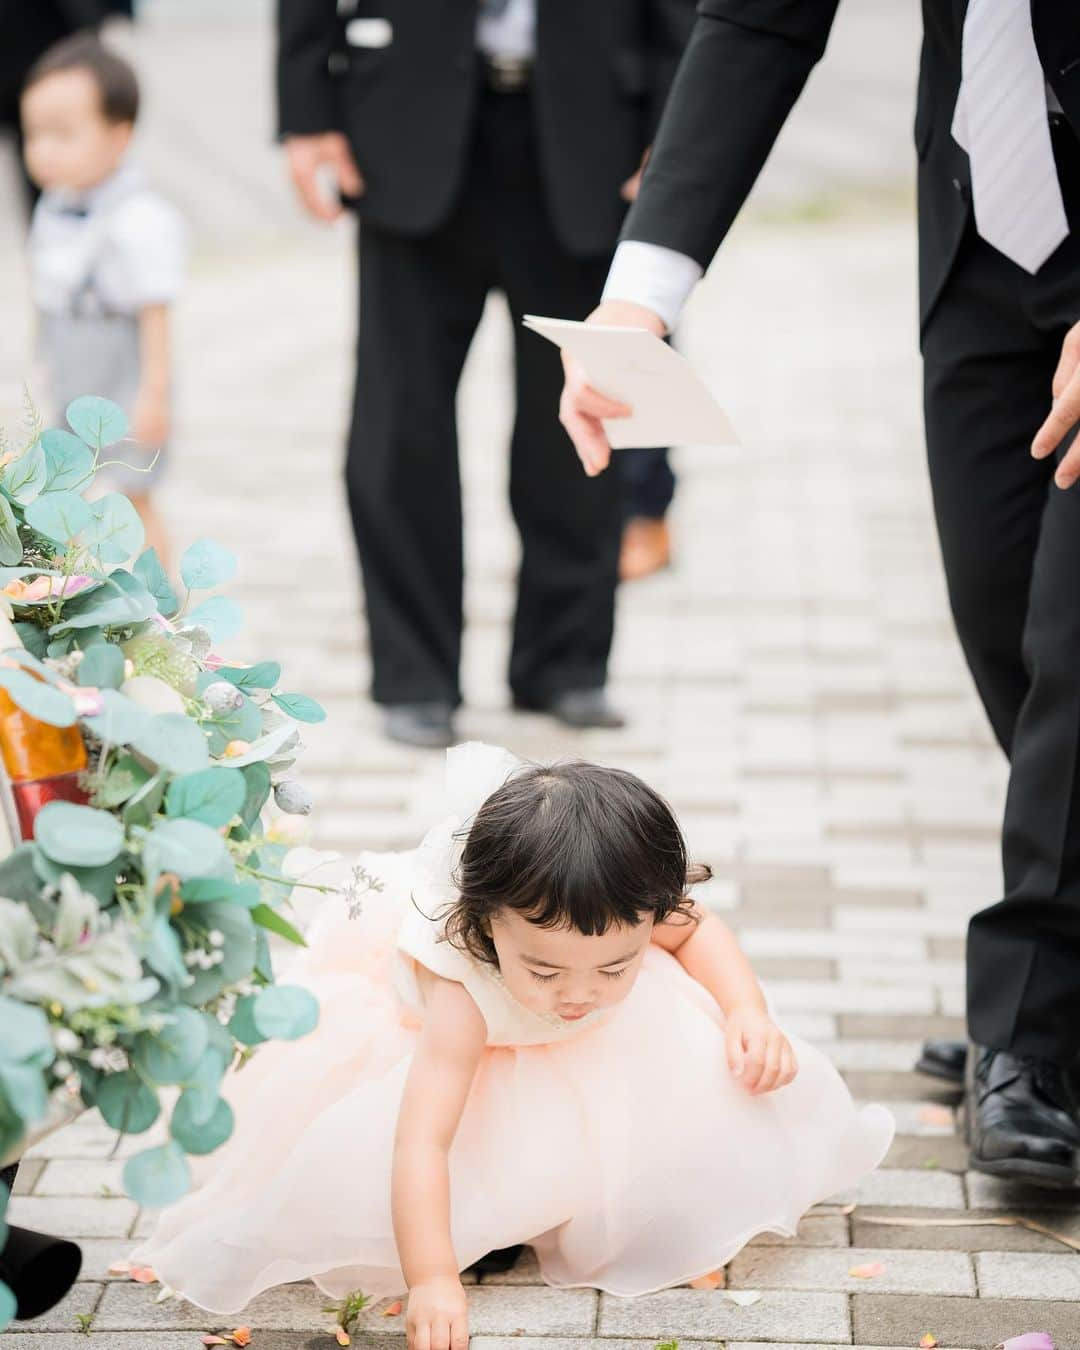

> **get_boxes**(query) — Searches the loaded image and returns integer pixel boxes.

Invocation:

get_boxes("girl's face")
[489,908,652,1021]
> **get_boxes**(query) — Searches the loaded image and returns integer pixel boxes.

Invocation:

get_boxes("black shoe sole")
[967,1152,1080,1189]
[466,1244,525,1277]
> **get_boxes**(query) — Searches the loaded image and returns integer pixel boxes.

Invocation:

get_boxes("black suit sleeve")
[624,0,841,267]
[276,0,342,138]
[645,0,700,140]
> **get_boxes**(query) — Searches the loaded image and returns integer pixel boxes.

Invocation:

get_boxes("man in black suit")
[560,0,1080,1189]
[277,0,693,748]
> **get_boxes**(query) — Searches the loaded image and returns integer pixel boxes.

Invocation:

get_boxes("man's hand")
[558,300,666,477]
[406,1276,469,1350]
[620,147,651,203]
[1032,319,1080,488]
[284,132,364,222]
[724,1005,798,1096]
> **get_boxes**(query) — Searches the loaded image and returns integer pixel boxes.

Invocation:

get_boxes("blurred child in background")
[21,32,185,565]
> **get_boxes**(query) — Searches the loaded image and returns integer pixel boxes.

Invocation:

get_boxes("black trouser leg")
[925,204,1080,1063]
[476,87,621,703]
[617,447,677,521]
[345,213,490,706]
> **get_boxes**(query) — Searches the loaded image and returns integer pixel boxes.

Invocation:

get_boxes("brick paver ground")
[3,4,1079,1348]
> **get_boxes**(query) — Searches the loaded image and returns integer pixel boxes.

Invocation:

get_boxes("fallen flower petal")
[230,1331,253,1348]
[107,1261,131,1276]
[382,1301,403,1316]
[726,1290,762,1307]
[130,1267,158,1284]
[201,1339,229,1347]
[334,1327,351,1346]
[689,1271,724,1290]
[997,1336,1055,1350]
[848,1262,886,1279]
[919,1336,938,1348]
[917,1105,954,1128]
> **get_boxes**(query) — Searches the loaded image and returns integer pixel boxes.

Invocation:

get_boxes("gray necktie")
[480,0,512,15]
[951,0,1068,274]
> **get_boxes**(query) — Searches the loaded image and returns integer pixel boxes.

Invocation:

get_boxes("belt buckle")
[487,54,529,93]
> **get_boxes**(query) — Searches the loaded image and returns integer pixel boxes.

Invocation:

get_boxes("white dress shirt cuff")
[601,240,704,332]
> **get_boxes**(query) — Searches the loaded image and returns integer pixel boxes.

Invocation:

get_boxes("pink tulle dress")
[132,744,895,1314]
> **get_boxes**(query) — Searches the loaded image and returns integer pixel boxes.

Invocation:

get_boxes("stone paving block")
[6,1194,137,1238]
[852,1293,1080,1348]
[754,957,836,980]
[814,1039,923,1071]
[598,1288,850,1343]
[965,1171,1080,1210]
[975,1251,1080,1300]
[852,1206,1080,1253]
[748,1215,850,1248]
[764,980,936,1015]
[95,1279,335,1330]
[838,1013,966,1042]
[4,1339,236,1350]
[842,1070,943,1101]
[728,1244,974,1295]
[846,1167,965,1208]
[8,1281,103,1334]
[36,1159,127,1197]
[883,1133,968,1172]
[10,1158,44,1194]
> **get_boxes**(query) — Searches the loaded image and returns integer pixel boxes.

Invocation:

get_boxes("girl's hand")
[406,1275,469,1350]
[725,1006,798,1095]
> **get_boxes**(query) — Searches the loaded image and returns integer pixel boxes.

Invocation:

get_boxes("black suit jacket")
[621,0,1080,329]
[0,0,114,112]
[276,0,695,256]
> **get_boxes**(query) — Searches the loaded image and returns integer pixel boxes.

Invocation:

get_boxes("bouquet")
[0,397,332,1325]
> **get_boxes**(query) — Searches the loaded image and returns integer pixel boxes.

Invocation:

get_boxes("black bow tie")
[57,203,89,218]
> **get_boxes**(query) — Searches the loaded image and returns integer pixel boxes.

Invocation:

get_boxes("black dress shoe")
[382,702,456,749]
[514,689,626,730]
[915,1038,968,1085]
[466,1244,524,1277]
[965,1044,1080,1189]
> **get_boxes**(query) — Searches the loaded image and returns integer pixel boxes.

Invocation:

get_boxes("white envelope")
[523,314,737,449]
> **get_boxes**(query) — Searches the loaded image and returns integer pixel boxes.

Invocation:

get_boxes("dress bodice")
[394,897,611,1047]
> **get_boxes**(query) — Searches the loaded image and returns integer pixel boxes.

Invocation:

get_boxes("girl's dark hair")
[444,760,711,965]
[24,34,140,125]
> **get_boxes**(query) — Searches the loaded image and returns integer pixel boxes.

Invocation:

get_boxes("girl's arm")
[392,972,486,1350]
[652,905,797,1095]
[132,303,171,450]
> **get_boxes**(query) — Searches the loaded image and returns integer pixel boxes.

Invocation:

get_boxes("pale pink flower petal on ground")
[998,1336,1055,1350]
[129,1266,158,1283]
[725,1290,762,1307]
[689,1270,724,1290]
[848,1262,886,1278]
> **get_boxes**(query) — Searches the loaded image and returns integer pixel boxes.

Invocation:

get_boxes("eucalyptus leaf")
[185,596,242,644]
[34,801,124,867]
[76,641,125,690]
[179,539,237,591]
[0,496,21,567]
[205,689,262,757]
[24,491,93,545]
[96,1069,160,1134]
[227,994,267,1047]
[84,493,145,564]
[13,622,47,659]
[180,878,260,908]
[82,689,150,746]
[238,762,272,832]
[0,668,76,726]
[67,395,128,448]
[139,913,188,992]
[0,1061,48,1126]
[270,692,327,724]
[213,662,280,693]
[215,721,296,769]
[0,843,53,925]
[51,570,156,632]
[133,1006,208,1085]
[121,769,167,829]
[178,1046,227,1124]
[0,898,37,972]
[0,997,54,1064]
[33,850,119,909]
[133,548,179,617]
[132,713,210,775]
[182,903,254,1005]
[170,1091,233,1155]
[40,428,94,492]
[3,440,47,505]
[141,817,228,881]
[122,1140,190,1207]
[165,767,246,827]
[251,984,319,1041]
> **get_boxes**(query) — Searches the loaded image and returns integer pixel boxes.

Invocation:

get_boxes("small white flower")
[208,929,225,947]
[54,1058,72,1077]
[53,1028,81,1054]
[89,1048,110,1070]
